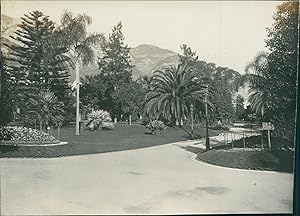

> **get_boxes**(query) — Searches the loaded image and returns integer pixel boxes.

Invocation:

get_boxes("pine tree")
[4,11,70,97]
[98,22,133,86]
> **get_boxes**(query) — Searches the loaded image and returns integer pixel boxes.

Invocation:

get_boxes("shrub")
[141,117,150,126]
[84,110,114,131]
[0,127,13,140]
[102,122,115,130]
[0,126,57,142]
[145,120,166,135]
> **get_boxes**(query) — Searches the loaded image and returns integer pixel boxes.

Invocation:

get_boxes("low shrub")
[0,126,57,142]
[141,117,150,126]
[85,110,114,131]
[102,122,115,130]
[145,120,166,135]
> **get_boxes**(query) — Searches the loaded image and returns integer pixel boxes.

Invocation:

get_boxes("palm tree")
[145,63,208,126]
[59,11,105,135]
[248,88,267,118]
[241,52,269,118]
[26,90,64,130]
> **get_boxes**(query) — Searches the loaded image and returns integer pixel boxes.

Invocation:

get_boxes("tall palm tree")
[145,63,208,126]
[59,11,105,135]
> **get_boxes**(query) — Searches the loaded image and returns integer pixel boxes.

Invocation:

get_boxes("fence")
[221,128,266,149]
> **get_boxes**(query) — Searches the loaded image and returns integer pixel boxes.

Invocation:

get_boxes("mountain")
[1,14,20,55]
[130,44,179,77]
[70,44,180,81]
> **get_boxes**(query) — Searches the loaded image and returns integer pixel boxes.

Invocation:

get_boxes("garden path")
[0,137,293,214]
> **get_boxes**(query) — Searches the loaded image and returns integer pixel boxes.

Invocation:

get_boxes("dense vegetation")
[0,1,297,149]
[241,1,298,144]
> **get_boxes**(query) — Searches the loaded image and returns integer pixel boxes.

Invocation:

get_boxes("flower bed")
[0,126,59,146]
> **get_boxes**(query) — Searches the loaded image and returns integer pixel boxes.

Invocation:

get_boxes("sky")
[2,1,282,73]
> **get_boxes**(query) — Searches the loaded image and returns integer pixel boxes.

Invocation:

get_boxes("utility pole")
[205,86,210,150]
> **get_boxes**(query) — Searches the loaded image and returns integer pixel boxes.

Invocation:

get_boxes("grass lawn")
[196,146,294,173]
[0,123,222,158]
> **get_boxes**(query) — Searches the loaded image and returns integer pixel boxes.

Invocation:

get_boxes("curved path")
[0,137,293,215]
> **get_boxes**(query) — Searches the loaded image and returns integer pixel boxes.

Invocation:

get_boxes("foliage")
[0,127,14,140]
[24,90,65,129]
[80,74,108,110]
[178,44,239,124]
[84,109,113,131]
[59,11,104,67]
[178,44,198,65]
[4,11,70,96]
[102,122,115,130]
[141,116,151,126]
[235,95,245,121]
[0,52,14,125]
[264,1,298,141]
[145,63,209,126]
[1,126,57,142]
[145,120,166,135]
[98,22,133,86]
[242,2,298,141]
[137,75,154,91]
[111,80,145,117]
[210,77,235,123]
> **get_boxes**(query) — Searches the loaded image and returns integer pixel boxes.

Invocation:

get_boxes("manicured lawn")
[0,123,222,158]
[197,146,294,173]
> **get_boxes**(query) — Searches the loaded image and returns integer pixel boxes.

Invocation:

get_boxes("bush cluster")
[84,110,114,131]
[0,126,57,142]
[145,120,166,135]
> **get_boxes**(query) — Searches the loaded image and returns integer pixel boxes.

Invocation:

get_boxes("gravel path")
[0,138,294,215]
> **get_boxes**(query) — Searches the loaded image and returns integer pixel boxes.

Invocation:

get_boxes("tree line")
[1,1,297,144]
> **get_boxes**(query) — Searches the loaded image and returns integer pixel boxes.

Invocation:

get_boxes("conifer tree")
[4,11,70,97]
[98,22,133,87]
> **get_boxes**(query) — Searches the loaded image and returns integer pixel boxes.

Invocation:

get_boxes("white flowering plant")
[0,126,58,143]
[84,110,114,131]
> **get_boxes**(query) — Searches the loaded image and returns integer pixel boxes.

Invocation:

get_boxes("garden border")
[0,140,68,147]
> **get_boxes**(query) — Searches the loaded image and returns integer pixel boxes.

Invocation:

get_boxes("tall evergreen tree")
[4,11,70,98]
[98,22,133,86]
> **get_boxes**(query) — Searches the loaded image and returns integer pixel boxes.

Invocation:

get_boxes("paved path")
[0,137,294,215]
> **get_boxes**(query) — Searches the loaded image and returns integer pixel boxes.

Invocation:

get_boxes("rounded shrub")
[84,109,114,131]
[145,120,167,135]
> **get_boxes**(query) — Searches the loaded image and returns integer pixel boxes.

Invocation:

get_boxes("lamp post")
[190,104,194,139]
[75,62,80,136]
[205,85,210,150]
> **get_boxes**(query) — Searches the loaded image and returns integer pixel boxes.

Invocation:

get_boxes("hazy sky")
[2,1,281,73]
